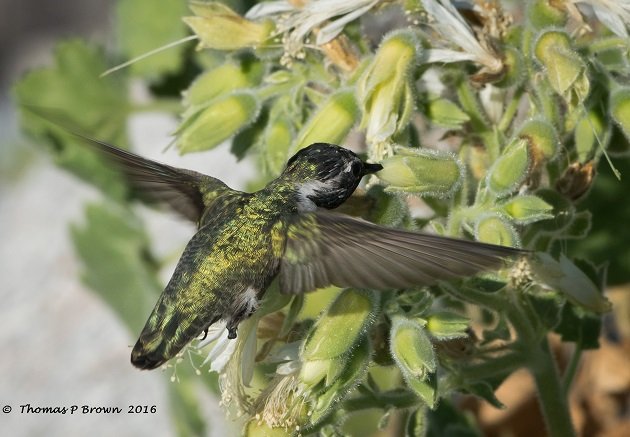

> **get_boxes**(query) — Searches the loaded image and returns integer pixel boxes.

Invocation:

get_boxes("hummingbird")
[28,109,523,370]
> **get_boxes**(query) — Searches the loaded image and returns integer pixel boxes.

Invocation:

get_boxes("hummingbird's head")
[282,143,382,210]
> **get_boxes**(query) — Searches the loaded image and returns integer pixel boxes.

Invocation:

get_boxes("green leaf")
[426,399,481,437]
[71,202,161,333]
[116,0,189,78]
[14,40,129,198]
[554,302,601,350]
[463,381,505,409]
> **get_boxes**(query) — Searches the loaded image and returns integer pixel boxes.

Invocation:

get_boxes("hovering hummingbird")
[29,109,523,370]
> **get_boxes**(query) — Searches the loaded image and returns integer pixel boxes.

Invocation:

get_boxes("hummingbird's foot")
[227,326,238,339]
[199,328,209,341]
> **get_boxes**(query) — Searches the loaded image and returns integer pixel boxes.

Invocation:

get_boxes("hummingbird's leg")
[227,325,238,339]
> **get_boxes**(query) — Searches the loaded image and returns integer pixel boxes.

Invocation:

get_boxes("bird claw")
[227,326,238,339]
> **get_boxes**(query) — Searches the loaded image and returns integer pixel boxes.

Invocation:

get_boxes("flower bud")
[302,288,376,361]
[262,114,294,177]
[390,317,436,378]
[357,30,420,147]
[534,30,589,107]
[574,110,606,162]
[183,2,274,50]
[183,61,263,108]
[611,88,630,141]
[518,118,559,163]
[390,317,437,408]
[475,213,521,247]
[495,47,526,88]
[178,92,260,153]
[426,311,470,340]
[378,147,463,198]
[531,254,611,313]
[294,89,359,151]
[426,98,470,128]
[486,139,530,197]
[527,0,567,29]
[244,421,293,437]
[499,195,553,225]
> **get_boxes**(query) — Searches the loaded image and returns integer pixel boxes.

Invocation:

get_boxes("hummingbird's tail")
[130,304,219,370]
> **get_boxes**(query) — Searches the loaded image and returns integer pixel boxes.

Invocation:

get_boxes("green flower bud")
[611,88,630,141]
[300,356,345,388]
[426,311,470,340]
[244,421,293,437]
[500,195,553,225]
[575,110,606,162]
[426,98,470,128]
[183,2,274,50]
[518,119,559,163]
[390,317,437,408]
[183,61,263,108]
[378,147,463,198]
[531,254,611,313]
[262,115,294,177]
[486,139,530,197]
[534,30,590,107]
[307,338,371,428]
[178,92,260,153]
[357,30,420,147]
[495,47,526,88]
[527,0,567,29]
[294,89,359,151]
[475,213,521,247]
[302,288,376,361]
[390,317,436,378]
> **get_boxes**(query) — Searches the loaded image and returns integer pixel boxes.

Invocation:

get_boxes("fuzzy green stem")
[562,343,582,398]
[529,337,576,437]
[505,294,575,437]
[458,351,524,381]
[584,36,628,54]
[439,281,506,312]
[343,389,419,412]
[498,86,524,132]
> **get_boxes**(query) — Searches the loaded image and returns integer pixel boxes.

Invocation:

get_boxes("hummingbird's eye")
[351,161,362,177]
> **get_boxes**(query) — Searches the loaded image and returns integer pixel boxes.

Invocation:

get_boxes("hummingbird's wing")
[24,105,235,223]
[279,212,525,294]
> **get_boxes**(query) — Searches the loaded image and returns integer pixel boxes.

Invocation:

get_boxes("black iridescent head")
[283,143,382,210]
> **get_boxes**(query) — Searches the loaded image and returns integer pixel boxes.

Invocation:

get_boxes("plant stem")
[343,389,418,412]
[505,294,575,437]
[562,343,582,398]
[529,337,576,437]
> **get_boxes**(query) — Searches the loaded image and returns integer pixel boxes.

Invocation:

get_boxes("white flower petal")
[592,4,629,37]
[197,320,227,349]
[276,360,301,375]
[425,48,479,64]
[316,0,379,45]
[245,0,294,20]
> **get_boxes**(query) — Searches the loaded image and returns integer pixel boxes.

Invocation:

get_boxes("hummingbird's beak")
[362,162,383,176]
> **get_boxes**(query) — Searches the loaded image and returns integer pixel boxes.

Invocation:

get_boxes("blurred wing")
[25,105,234,223]
[280,212,525,294]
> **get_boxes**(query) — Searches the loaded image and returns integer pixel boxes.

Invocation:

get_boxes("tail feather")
[131,307,219,370]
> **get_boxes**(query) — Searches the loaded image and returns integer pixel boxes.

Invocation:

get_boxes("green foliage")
[14,0,630,435]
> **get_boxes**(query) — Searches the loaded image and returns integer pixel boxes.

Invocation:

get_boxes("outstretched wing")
[280,212,525,294]
[25,105,235,223]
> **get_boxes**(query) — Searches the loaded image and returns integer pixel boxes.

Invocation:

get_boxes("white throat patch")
[296,180,332,212]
